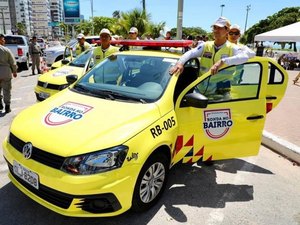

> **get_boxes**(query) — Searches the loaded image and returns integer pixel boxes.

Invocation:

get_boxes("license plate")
[39,92,50,99]
[13,161,39,189]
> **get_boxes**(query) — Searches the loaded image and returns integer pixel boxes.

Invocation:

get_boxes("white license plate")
[39,92,50,99]
[13,161,39,190]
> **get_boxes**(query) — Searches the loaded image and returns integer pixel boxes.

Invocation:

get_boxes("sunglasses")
[229,31,240,36]
[129,32,136,34]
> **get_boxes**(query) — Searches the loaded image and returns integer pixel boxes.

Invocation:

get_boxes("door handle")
[266,96,277,100]
[247,115,264,120]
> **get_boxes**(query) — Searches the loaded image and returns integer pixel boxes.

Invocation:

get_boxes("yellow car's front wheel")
[131,153,169,212]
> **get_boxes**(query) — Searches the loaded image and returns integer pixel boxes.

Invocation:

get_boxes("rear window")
[5,36,25,45]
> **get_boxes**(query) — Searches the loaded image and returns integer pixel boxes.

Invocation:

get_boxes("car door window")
[268,62,284,84]
[194,62,262,103]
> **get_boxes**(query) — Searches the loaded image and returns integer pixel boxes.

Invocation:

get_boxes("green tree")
[141,0,146,12]
[147,22,166,39]
[116,8,151,37]
[243,7,300,45]
[170,27,207,39]
[16,23,26,35]
[112,10,121,19]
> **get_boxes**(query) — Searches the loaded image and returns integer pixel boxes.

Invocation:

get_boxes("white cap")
[230,24,241,31]
[212,17,231,28]
[100,28,111,36]
[77,33,85,39]
[129,27,138,34]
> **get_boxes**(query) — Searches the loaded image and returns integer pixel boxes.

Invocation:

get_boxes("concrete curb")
[262,130,300,165]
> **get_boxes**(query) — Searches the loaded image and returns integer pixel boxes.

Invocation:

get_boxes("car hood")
[10,90,161,157]
[38,65,85,85]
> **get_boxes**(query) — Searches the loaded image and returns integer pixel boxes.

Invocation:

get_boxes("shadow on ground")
[0,158,272,225]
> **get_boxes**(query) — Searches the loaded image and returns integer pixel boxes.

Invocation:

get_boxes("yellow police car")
[35,48,95,101]
[3,40,287,217]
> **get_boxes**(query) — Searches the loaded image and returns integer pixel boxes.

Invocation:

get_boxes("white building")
[50,0,64,38]
[31,0,51,37]
[0,0,11,34]
[0,0,66,38]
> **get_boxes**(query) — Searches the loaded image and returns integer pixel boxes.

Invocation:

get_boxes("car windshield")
[69,49,93,68]
[72,54,177,103]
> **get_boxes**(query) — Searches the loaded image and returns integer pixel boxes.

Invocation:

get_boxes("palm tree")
[112,10,121,19]
[141,0,146,12]
[117,8,151,37]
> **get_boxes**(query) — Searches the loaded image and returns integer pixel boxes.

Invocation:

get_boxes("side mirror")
[66,75,78,85]
[183,93,208,108]
[61,59,70,65]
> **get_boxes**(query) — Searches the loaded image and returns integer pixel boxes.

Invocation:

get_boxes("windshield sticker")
[44,101,93,126]
[52,69,74,77]
[203,109,233,139]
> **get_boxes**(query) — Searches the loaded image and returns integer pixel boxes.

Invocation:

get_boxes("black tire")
[131,153,169,212]
[21,58,29,70]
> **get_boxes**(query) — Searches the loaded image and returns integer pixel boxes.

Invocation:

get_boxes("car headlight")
[61,145,128,175]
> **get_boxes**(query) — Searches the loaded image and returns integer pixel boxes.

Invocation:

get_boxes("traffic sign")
[64,18,81,24]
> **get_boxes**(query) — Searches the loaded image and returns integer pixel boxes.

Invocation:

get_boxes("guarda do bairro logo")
[44,102,93,126]
[203,109,233,139]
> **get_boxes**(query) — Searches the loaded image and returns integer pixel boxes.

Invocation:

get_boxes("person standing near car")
[128,27,139,40]
[75,33,91,56]
[0,34,17,113]
[170,17,249,76]
[94,28,119,65]
[29,36,42,75]
[228,24,255,58]
[169,17,249,98]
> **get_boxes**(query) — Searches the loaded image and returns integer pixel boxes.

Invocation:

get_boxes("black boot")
[32,71,35,75]
[5,105,11,113]
[0,101,3,110]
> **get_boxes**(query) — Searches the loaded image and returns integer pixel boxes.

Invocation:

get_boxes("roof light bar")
[96,40,193,48]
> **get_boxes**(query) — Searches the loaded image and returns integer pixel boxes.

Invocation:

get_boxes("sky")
[79,0,299,34]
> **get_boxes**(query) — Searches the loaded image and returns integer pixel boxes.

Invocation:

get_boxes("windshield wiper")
[73,83,90,93]
[69,63,86,67]
[92,89,147,103]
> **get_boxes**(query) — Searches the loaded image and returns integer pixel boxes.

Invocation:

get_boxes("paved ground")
[262,70,300,163]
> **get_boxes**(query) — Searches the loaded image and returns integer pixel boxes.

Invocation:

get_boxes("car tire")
[131,153,169,212]
[21,58,29,70]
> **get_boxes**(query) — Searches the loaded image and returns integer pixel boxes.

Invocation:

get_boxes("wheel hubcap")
[139,162,165,203]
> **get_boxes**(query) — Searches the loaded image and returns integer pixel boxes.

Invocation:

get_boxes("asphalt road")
[0,68,300,225]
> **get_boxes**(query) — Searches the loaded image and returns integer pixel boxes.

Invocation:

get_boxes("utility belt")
[32,52,40,54]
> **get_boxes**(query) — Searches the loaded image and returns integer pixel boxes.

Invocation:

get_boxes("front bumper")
[3,136,139,217]
[34,83,62,101]
[15,56,28,63]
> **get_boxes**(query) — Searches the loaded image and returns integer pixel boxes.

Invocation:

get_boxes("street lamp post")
[220,4,225,16]
[244,5,251,32]
[176,0,184,39]
[90,0,94,35]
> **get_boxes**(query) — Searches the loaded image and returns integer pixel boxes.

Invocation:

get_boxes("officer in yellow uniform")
[75,33,91,56]
[228,24,255,58]
[94,28,119,65]
[170,17,249,98]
